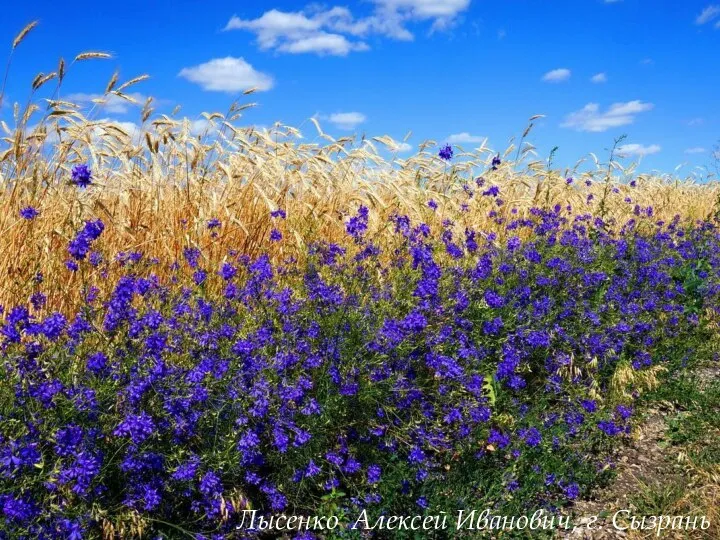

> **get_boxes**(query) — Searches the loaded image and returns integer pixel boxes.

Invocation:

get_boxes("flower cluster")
[67,219,105,261]
[438,144,453,161]
[70,164,93,188]
[1,203,719,538]
[19,207,39,220]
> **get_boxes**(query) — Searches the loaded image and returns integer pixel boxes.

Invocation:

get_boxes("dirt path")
[558,366,720,540]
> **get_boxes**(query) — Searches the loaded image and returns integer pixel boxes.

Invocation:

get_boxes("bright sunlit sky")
[2,0,719,175]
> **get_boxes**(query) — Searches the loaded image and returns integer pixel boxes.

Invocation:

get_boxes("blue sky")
[2,0,719,175]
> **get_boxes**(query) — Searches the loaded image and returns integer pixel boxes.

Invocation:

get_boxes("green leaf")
[482,373,496,406]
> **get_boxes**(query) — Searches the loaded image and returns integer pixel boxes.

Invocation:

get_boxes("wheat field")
[2,59,719,313]
[1,24,720,314]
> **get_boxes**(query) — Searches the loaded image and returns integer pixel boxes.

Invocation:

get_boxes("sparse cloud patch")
[178,57,273,93]
[561,100,654,132]
[389,141,412,152]
[590,73,607,83]
[685,147,707,154]
[279,32,369,55]
[447,132,486,144]
[542,68,571,83]
[695,5,720,25]
[617,143,661,157]
[327,112,367,130]
[224,2,471,56]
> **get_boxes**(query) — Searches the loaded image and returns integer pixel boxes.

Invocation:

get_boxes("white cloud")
[186,119,222,137]
[617,143,661,157]
[447,132,486,144]
[66,92,147,114]
[189,119,209,135]
[561,100,654,132]
[385,141,412,152]
[224,1,470,56]
[395,142,412,152]
[685,147,707,154]
[696,5,720,25]
[178,57,273,93]
[374,0,470,19]
[227,9,319,39]
[688,117,704,126]
[224,8,370,55]
[590,72,607,83]
[373,0,470,31]
[327,112,366,130]
[542,68,571,83]
[278,32,369,55]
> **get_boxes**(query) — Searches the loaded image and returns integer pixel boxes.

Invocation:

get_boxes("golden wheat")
[2,103,719,313]
[1,23,719,314]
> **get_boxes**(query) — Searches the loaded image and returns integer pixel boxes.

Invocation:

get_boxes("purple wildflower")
[71,164,93,187]
[438,144,453,161]
[20,207,39,220]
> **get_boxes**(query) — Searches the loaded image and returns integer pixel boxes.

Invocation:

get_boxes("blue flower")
[305,460,321,477]
[484,289,505,309]
[113,413,156,444]
[1,494,37,523]
[183,247,201,268]
[20,206,39,220]
[172,456,200,481]
[522,427,542,447]
[346,205,369,242]
[580,399,597,413]
[615,405,633,420]
[199,470,222,497]
[71,164,93,187]
[367,464,381,484]
[68,219,105,260]
[564,483,580,500]
[219,262,237,280]
[598,420,622,436]
[86,352,108,374]
[438,144,453,161]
